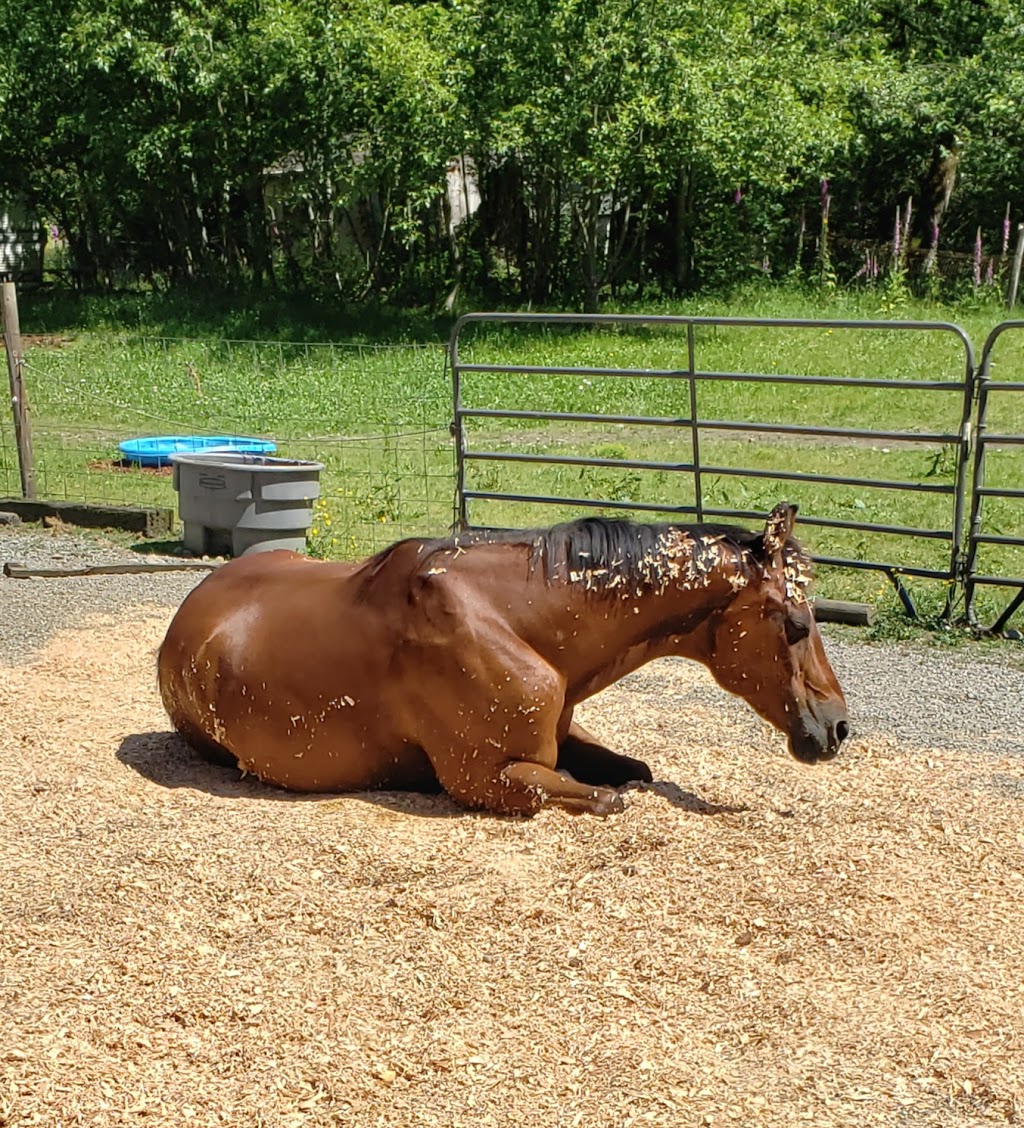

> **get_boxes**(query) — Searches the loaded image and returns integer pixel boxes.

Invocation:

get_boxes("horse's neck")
[528,570,732,702]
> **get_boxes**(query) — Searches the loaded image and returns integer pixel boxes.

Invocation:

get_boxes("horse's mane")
[531,517,768,583]
[370,515,809,594]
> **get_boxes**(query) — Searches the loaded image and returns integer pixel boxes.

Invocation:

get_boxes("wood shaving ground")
[1,610,1021,1126]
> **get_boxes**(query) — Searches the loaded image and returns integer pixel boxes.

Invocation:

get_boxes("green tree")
[1,0,1018,303]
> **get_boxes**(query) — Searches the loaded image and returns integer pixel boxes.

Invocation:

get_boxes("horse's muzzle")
[788,709,850,764]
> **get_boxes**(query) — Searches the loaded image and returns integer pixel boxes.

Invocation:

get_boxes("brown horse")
[158,502,849,816]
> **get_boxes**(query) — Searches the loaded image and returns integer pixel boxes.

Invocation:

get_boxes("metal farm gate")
[965,321,1024,634]
[449,313,1003,624]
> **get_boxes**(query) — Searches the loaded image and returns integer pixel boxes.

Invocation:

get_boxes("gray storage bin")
[170,451,324,557]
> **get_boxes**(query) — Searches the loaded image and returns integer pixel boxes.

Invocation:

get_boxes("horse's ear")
[762,502,798,559]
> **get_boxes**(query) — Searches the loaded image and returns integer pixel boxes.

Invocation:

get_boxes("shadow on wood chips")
[117,732,744,819]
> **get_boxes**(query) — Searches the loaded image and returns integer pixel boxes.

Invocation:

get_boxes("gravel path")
[3,523,1023,757]
[0,525,207,664]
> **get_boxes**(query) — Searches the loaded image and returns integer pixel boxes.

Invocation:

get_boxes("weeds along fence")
[0,335,456,557]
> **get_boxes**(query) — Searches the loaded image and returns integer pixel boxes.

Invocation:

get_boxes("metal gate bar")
[965,320,1024,635]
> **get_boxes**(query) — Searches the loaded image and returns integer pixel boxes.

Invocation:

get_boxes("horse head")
[706,503,849,763]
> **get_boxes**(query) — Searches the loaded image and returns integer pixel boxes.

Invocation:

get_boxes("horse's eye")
[784,614,811,645]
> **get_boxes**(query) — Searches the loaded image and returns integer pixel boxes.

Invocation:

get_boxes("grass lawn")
[3,283,1022,629]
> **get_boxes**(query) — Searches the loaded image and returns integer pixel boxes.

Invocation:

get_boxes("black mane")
[412,515,806,590]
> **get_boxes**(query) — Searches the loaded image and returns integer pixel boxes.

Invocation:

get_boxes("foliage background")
[1,0,1021,308]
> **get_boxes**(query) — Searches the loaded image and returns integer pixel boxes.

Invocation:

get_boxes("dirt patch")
[22,334,74,350]
[87,459,175,476]
[1,612,1022,1126]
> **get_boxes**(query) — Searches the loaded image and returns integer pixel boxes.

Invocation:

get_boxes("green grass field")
[3,284,1022,630]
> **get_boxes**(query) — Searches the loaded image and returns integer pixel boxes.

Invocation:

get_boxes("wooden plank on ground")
[813,597,876,626]
[0,499,175,536]
[3,560,219,579]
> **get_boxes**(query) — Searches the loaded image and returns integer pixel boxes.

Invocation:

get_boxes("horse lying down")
[158,502,849,816]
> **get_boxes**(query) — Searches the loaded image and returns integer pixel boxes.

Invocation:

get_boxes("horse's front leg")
[431,732,625,816]
[424,681,625,816]
[557,717,653,787]
[414,626,628,816]
[498,760,625,816]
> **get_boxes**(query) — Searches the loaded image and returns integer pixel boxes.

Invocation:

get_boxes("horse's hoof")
[593,788,625,816]
[627,758,654,784]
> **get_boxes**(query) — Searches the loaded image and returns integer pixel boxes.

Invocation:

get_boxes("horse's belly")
[170,678,431,793]
[233,720,434,793]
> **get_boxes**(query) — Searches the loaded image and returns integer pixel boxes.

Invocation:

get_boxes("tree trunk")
[442,177,462,313]
[672,165,696,293]
[919,130,960,274]
[577,186,602,314]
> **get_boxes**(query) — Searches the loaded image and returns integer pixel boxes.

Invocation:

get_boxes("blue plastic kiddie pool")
[118,435,277,468]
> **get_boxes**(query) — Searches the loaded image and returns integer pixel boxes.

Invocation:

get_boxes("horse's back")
[159,549,366,670]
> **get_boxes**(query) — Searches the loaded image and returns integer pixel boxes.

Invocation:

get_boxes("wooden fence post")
[1009,223,1024,311]
[2,279,37,499]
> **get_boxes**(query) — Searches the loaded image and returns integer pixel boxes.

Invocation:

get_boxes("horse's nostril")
[835,720,850,743]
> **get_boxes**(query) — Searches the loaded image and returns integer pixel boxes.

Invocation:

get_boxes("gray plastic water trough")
[170,450,324,557]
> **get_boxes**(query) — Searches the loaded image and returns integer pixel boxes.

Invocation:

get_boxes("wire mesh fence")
[2,334,457,556]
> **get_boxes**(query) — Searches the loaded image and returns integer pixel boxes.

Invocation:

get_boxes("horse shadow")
[117,732,743,818]
[625,779,749,816]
